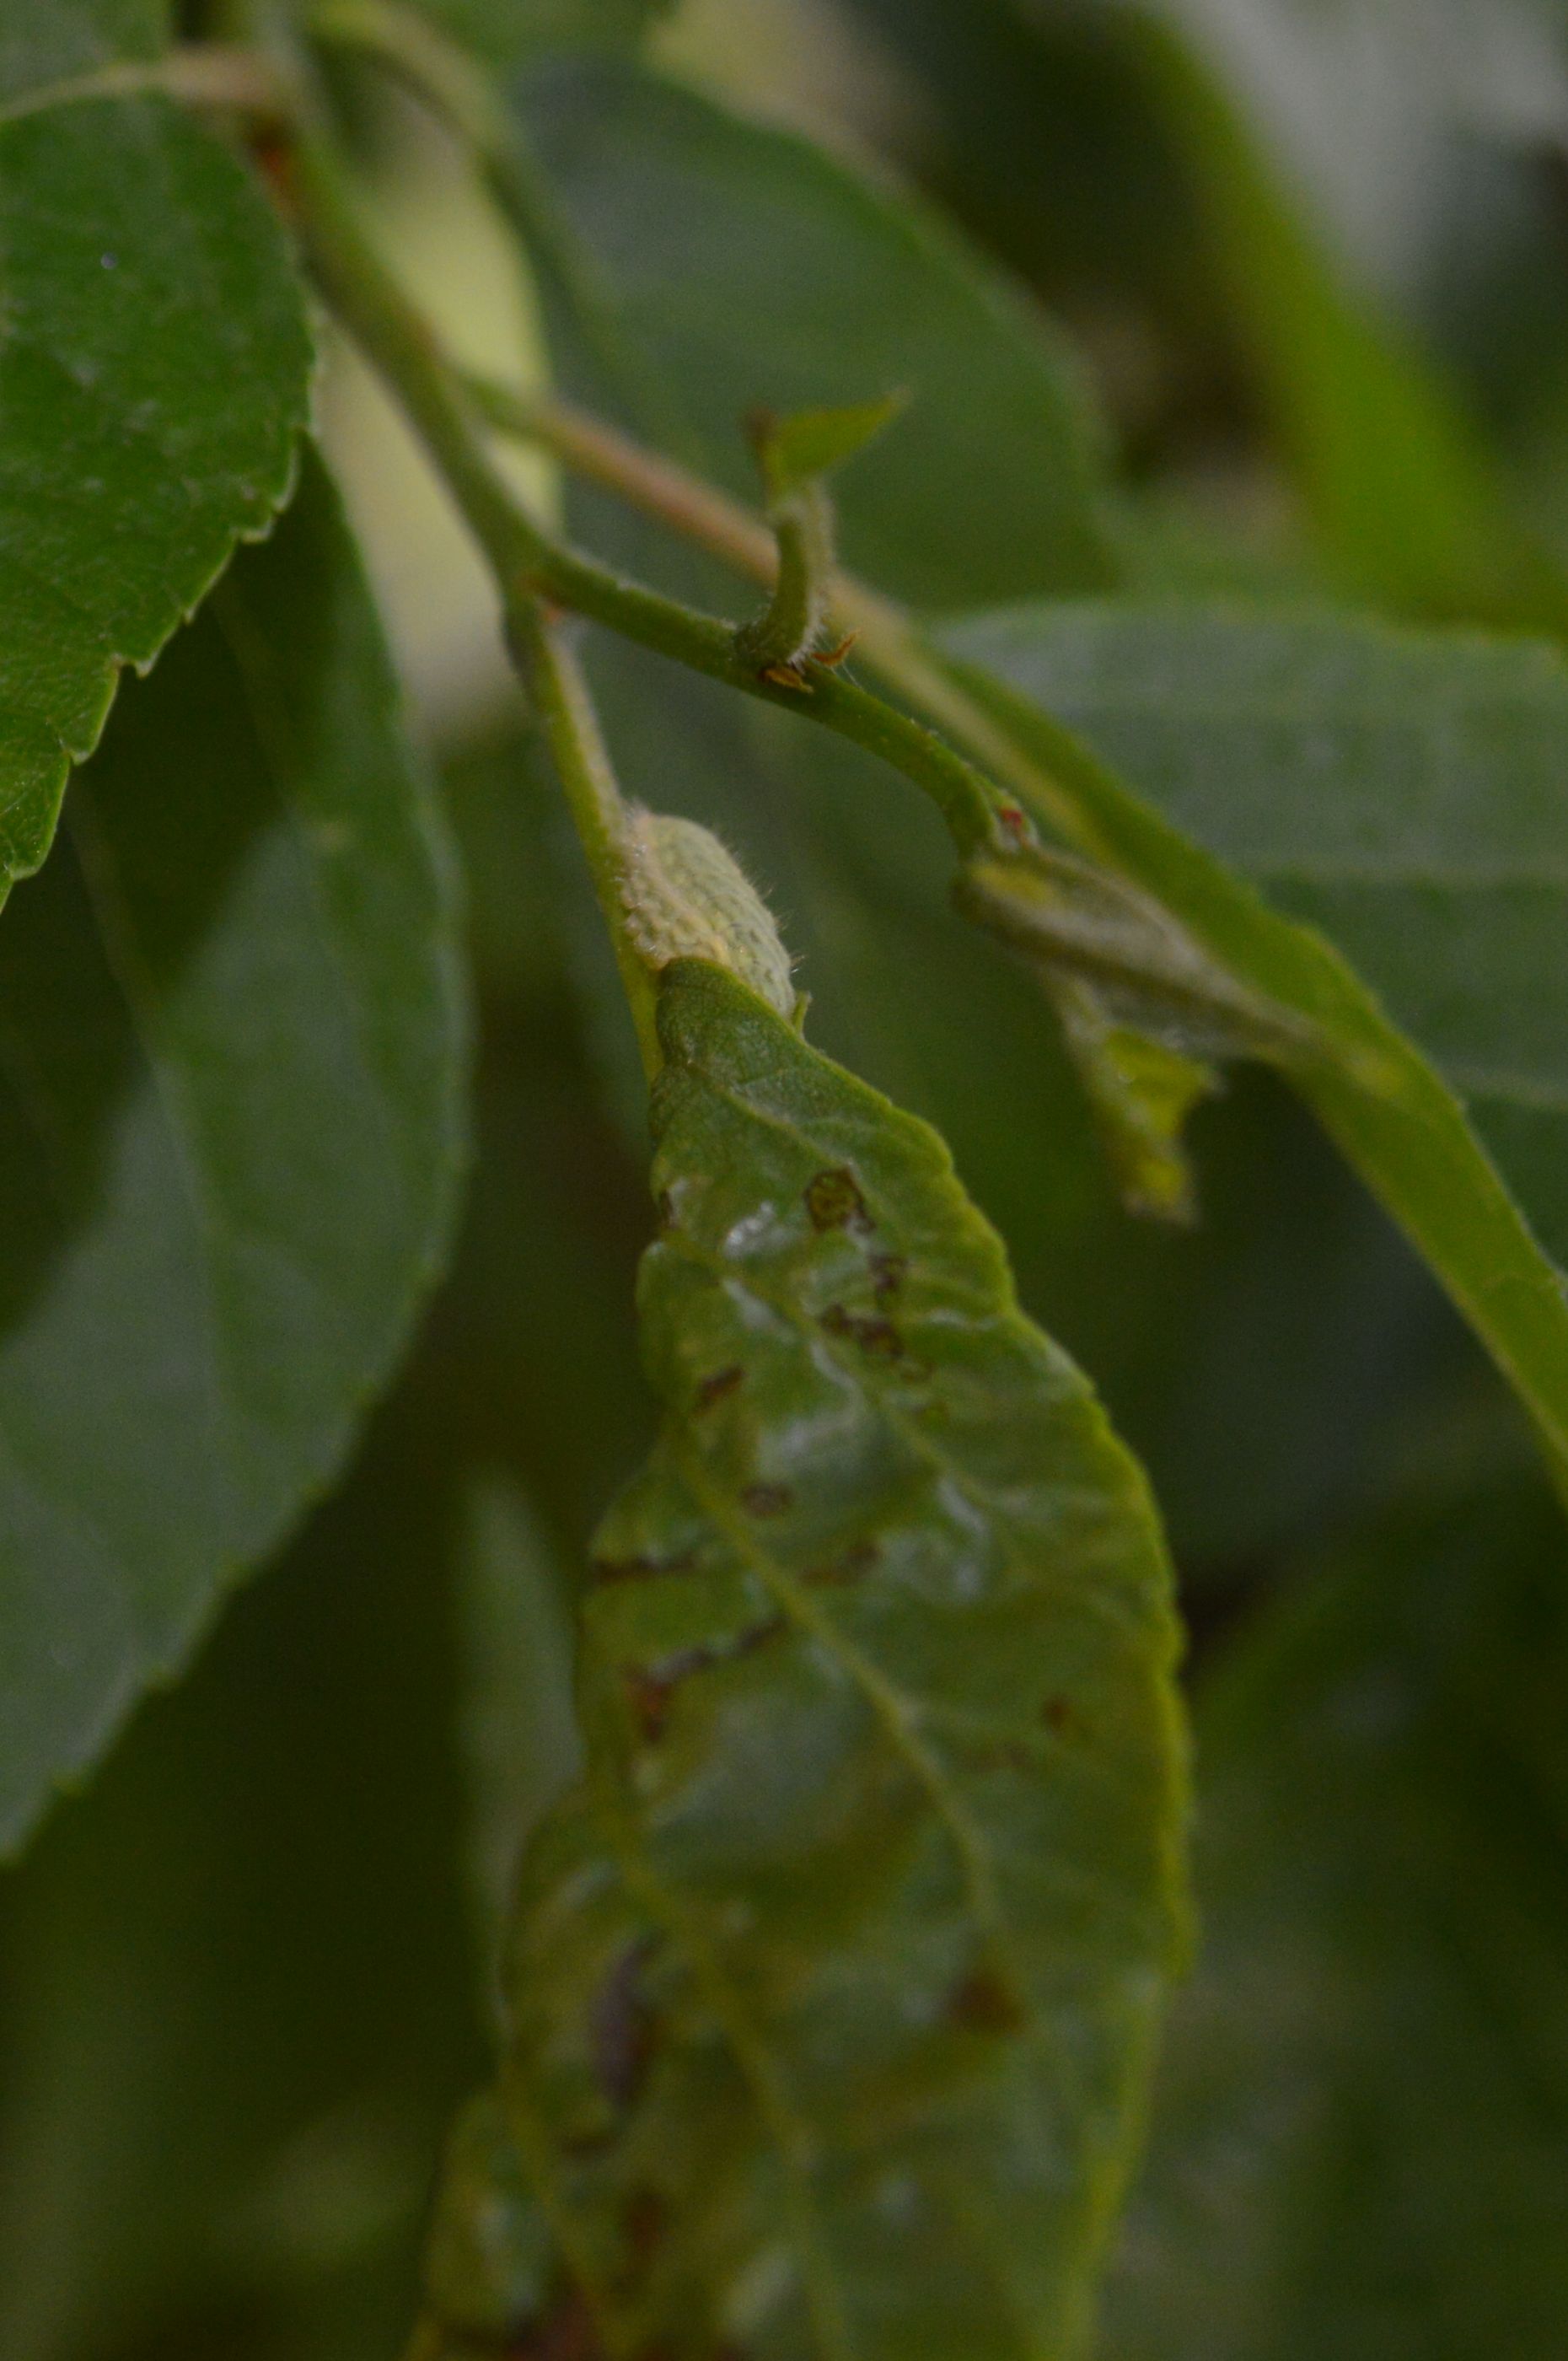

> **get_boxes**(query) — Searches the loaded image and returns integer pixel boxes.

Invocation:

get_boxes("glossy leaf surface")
[0,85,311,900]
[0,453,466,1852]
[939,602,1568,1482]
[1104,1467,1568,2360]
[483,962,1187,2360]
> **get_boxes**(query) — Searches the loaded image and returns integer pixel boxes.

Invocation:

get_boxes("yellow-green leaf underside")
[428,962,1187,2361]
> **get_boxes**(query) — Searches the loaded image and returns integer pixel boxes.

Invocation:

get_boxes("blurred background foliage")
[5,1,1567,2353]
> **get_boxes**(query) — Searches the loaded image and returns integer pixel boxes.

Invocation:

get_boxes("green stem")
[0,43,284,125]
[309,0,700,458]
[509,601,662,1081]
[465,372,785,590]
[463,377,1098,852]
[735,480,835,673]
[288,133,1009,854]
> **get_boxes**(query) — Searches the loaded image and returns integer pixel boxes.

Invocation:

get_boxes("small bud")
[620,810,796,1019]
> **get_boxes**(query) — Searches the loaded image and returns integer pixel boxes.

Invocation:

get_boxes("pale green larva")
[619,808,796,1019]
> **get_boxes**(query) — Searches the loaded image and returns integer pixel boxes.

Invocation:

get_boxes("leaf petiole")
[287,130,1010,853]
[459,373,1109,852]
[0,44,286,126]
[507,601,662,1082]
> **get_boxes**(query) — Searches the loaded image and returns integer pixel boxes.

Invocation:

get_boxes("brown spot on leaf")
[741,1481,792,1519]
[624,1662,689,1744]
[804,1166,871,1233]
[821,1304,909,1362]
[946,1966,1025,2036]
[592,1548,697,1588]
[624,1619,788,1742]
[592,1942,658,2111]
[869,1251,908,1303]
[735,1613,788,1659]
[1041,1696,1078,1737]
[805,1535,881,1588]
[513,2289,604,2361]
[615,2187,668,2294]
[695,1364,744,1412]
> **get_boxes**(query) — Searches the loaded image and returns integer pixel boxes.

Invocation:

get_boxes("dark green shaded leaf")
[517,60,1120,608]
[472,961,1187,2360]
[456,1480,582,1977]
[939,601,1568,1484]
[0,91,312,897]
[0,451,466,1853]
[1104,1466,1568,2361]
[0,1402,484,2361]
[833,0,1201,333]
[422,729,656,1548]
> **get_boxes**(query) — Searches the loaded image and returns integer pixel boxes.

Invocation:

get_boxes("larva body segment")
[620,809,796,1019]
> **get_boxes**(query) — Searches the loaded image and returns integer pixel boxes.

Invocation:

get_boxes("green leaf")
[0,1403,485,2360]
[1103,1465,1568,2360]
[517,59,1120,607]
[0,0,165,100]
[0,89,312,900]
[459,961,1188,2359]
[751,395,909,507]
[0,449,466,1854]
[938,600,1568,1486]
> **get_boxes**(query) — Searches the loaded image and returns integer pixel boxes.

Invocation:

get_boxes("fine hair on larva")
[618,807,797,1018]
